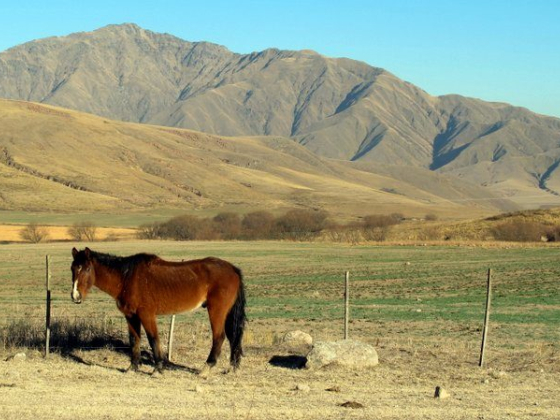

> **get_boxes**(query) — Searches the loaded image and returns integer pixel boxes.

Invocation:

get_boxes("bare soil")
[1,319,558,420]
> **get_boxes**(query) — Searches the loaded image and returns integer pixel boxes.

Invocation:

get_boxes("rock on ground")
[282,330,313,352]
[305,340,379,370]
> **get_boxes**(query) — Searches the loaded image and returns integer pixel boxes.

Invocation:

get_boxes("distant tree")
[242,211,276,239]
[213,212,242,240]
[20,223,49,243]
[275,209,329,240]
[137,222,161,240]
[158,215,202,240]
[68,221,97,242]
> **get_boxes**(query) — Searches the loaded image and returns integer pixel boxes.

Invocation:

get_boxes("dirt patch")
[1,319,558,420]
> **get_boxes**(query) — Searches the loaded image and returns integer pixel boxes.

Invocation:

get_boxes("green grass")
[0,209,186,228]
[0,241,559,348]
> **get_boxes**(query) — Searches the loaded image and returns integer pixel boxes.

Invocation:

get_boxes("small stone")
[434,386,449,399]
[326,385,341,392]
[295,383,310,392]
[194,385,204,393]
[339,401,365,409]
[490,370,507,379]
[6,352,26,362]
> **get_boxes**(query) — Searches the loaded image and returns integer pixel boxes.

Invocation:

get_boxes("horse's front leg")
[139,312,164,374]
[125,314,142,372]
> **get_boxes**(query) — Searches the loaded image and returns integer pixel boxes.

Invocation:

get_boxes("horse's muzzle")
[71,292,82,304]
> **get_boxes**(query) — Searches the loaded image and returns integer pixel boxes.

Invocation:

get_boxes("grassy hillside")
[0,99,511,222]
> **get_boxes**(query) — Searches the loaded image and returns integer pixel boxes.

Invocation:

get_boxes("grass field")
[1,240,559,419]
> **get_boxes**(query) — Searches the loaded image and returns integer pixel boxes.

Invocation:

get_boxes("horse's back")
[135,256,241,315]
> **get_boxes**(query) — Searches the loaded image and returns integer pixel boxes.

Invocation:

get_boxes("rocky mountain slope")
[1,23,559,208]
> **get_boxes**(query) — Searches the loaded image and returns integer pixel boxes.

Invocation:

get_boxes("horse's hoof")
[151,369,163,378]
[125,364,140,373]
[199,365,211,379]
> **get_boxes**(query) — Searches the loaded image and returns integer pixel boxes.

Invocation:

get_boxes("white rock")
[282,330,313,351]
[305,340,378,370]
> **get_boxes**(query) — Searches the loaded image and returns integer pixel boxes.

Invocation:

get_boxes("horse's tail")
[225,265,247,370]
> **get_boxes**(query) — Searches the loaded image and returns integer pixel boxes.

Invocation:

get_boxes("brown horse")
[70,247,246,375]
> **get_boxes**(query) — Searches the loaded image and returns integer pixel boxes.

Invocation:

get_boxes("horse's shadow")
[16,321,198,375]
[65,346,199,375]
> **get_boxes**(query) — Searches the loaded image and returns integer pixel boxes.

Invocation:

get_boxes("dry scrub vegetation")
[6,208,560,246]
[0,240,559,419]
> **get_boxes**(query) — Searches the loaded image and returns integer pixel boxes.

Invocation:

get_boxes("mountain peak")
[0,25,559,209]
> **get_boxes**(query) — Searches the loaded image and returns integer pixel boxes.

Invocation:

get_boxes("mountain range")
[1,23,560,214]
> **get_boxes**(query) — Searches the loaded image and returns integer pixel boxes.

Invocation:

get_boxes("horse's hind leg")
[138,312,164,374]
[202,304,228,375]
[125,314,142,372]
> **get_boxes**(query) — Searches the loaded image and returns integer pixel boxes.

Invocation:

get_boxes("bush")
[67,221,97,242]
[158,215,210,240]
[425,213,438,221]
[137,222,161,240]
[242,211,276,239]
[213,212,242,240]
[492,220,547,242]
[275,209,329,240]
[544,225,560,242]
[137,209,331,241]
[19,222,49,243]
[361,214,401,241]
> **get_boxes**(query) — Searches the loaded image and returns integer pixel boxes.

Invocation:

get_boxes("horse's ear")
[72,247,78,258]
[84,247,91,259]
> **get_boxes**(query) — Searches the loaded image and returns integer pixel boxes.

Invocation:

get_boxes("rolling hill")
[1,24,560,210]
[0,99,513,219]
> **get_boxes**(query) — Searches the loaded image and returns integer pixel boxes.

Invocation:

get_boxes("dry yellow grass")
[0,98,507,220]
[0,240,558,419]
[0,224,137,242]
[1,318,558,420]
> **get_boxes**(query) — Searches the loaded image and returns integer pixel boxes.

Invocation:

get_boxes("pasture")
[1,241,559,419]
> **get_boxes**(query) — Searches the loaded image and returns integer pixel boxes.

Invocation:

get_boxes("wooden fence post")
[479,268,492,367]
[168,315,176,361]
[45,255,52,358]
[344,271,350,339]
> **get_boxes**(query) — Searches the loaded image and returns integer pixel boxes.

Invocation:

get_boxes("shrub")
[492,220,547,242]
[242,211,276,239]
[137,222,161,239]
[544,225,560,242]
[158,215,206,240]
[425,213,438,221]
[19,222,49,243]
[67,221,97,242]
[275,209,329,240]
[361,214,401,241]
[1,318,125,351]
[213,212,242,240]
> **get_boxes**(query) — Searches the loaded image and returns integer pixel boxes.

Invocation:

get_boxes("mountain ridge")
[1,24,560,209]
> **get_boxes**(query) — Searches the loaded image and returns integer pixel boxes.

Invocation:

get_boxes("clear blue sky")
[1,0,559,117]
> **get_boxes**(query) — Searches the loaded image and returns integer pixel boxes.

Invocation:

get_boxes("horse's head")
[71,247,95,304]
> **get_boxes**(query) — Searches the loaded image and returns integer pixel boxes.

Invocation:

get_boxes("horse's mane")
[90,250,158,278]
